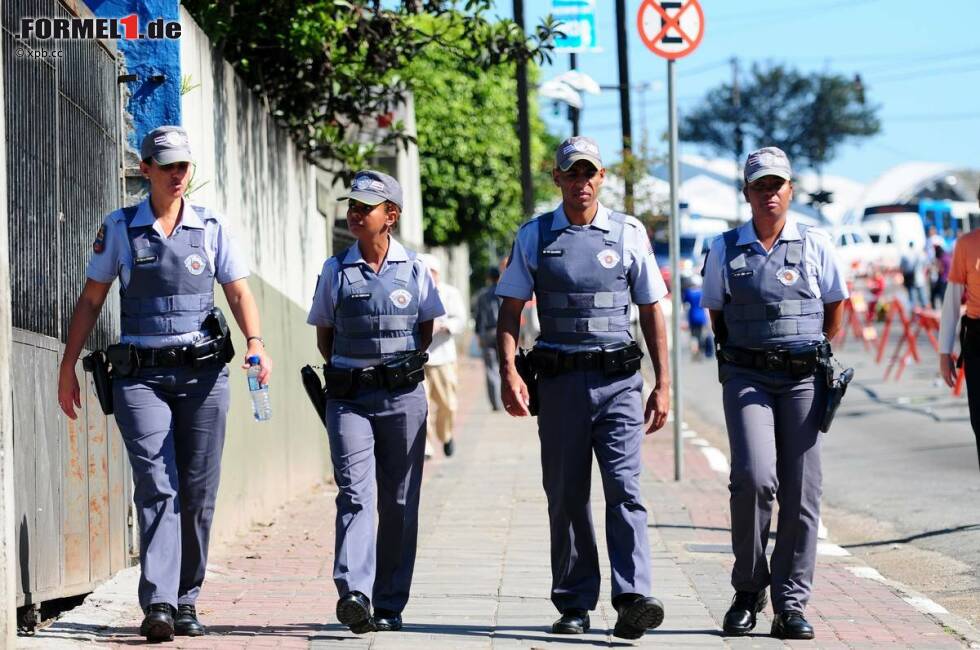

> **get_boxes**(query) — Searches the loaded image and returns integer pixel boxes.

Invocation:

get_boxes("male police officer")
[496,136,671,640]
[701,147,846,640]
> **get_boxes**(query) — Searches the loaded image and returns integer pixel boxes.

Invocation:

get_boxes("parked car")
[830,225,881,279]
[861,211,926,270]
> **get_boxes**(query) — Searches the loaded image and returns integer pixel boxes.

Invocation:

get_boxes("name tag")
[542,249,563,257]
[730,269,753,279]
[350,292,371,299]
[134,255,158,265]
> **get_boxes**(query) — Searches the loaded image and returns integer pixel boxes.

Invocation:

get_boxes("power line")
[871,62,980,84]
[883,112,980,123]
[711,0,881,26]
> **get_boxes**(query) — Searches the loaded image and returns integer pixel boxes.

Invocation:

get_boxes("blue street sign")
[551,0,600,52]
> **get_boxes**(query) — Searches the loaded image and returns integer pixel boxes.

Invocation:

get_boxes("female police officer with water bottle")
[306,170,444,634]
[701,147,846,641]
[56,126,271,642]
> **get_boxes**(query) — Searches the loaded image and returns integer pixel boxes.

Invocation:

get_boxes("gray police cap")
[140,126,193,165]
[556,136,603,172]
[744,146,792,183]
[340,170,403,209]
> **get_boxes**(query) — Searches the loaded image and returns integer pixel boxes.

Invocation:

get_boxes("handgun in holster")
[820,365,854,433]
[195,307,235,365]
[82,350,114,415]
[300,365,327,425]
[514,348,540,416]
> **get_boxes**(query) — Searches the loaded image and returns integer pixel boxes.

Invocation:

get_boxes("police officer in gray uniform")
[701,147,846,641]
[57,126,271,641]
[496,137,671,640]
[307,170,444,634]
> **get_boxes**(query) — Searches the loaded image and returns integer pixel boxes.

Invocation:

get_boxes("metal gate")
[3,0,133,609]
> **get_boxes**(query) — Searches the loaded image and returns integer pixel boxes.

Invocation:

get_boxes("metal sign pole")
[668,57,683,481]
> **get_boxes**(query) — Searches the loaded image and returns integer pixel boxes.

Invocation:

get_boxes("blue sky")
[493,0,980,183]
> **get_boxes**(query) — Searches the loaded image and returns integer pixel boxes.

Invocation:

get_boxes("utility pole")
[569,53,580,136]
[514,0,534,217]
[731,57,743,222]
[614,0,634,214]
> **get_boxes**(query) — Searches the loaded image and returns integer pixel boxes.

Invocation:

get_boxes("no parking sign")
[637,0,705,60]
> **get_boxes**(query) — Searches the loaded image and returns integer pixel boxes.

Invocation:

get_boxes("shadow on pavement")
[843,523,980,548]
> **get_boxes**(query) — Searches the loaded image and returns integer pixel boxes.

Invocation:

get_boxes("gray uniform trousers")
[113,364,230,610]
[721,364,825,614]
[537,368,651,612]
[325,382,428,613]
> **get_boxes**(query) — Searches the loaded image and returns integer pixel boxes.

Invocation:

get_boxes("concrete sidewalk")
[22,358,980,648]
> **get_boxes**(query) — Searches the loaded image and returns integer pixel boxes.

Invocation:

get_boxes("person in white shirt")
[420,254,466,457]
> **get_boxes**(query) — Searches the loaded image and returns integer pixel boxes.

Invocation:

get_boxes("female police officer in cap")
[57,126,271,641]
[306,170,444,634]
[701,147,846,641]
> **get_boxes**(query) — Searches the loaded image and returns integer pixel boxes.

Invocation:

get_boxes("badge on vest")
[597,249,620,269]
[776,266,800,286]
[184,254,206,275]
[390,289,412,309]
[542,249,563,257]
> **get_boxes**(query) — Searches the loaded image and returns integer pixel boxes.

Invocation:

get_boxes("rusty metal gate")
[3,0,133,610]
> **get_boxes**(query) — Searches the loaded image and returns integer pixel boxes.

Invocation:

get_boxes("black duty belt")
[719,342,830,377]
[321,351,428,398]
[107,337,228,376]
[528,342,643,377]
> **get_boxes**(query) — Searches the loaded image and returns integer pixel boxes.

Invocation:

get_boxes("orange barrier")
[834,294,877,351]
[884,307,940,381]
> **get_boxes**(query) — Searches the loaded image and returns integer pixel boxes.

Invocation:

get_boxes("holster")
[820,365,854,433]
[514,348,540,416]
[322,366,356,398]
[201,307,235,364]
[300,365,327,424]
[81,350,114,415]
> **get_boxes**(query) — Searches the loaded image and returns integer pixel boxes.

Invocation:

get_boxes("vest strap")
[332,335,416,356]
[540,314,631,334]
[723,298,824,322]
[538,290,630,310]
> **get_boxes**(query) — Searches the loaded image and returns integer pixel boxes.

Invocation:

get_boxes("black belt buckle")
[359,367,381,390]
[158,347,181,367]
[764,350,784,371]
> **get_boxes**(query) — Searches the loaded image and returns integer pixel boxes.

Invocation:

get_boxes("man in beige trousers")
[421,254,466,457]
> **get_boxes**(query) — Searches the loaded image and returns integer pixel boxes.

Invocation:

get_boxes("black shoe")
[551,609,590,634]
[613,595,665,639]
[771,611,815,640]
[723,590,768,636]
[139,603,175,642]
[174,603,206,637]
[443,439,455,457]
[337,591,374,634]
[374,608,402,632]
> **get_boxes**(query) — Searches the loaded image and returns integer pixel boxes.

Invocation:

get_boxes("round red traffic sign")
[637,0,705,60]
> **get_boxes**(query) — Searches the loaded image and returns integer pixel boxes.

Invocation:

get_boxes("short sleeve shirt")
[306,237,446,368]
[496,202,668,305]
[949,230,980,318]
[701,217,849,310]
[85,198,250,347]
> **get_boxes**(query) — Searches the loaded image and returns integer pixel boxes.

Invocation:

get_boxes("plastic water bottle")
[247,355,271,421]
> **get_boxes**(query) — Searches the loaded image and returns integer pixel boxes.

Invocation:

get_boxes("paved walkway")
[22,358,980,648]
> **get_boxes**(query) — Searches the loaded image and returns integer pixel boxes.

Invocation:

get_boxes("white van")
[861,212,926,270]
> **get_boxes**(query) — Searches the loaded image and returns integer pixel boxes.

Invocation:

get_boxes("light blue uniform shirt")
[496,201,668,350]
[85,198,250,348]
[700,217,849,311]
[306,237,446,369]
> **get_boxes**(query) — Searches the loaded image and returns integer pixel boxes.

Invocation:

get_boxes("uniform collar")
[130,198,204,231]
[552,201,611,232]
[736,215,801,246]
[343,236,409,266]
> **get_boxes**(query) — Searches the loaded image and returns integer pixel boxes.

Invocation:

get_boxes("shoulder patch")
[92,223,107,254]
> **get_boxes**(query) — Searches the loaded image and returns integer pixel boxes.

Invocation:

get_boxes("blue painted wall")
[83,0,181,152]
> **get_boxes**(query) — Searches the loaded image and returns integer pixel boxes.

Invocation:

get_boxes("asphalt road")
[675,321,980,627]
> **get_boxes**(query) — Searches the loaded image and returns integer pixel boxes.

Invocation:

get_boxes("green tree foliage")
[181,1,559,176]
[680,64,880,174]
[407,33,556,250]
